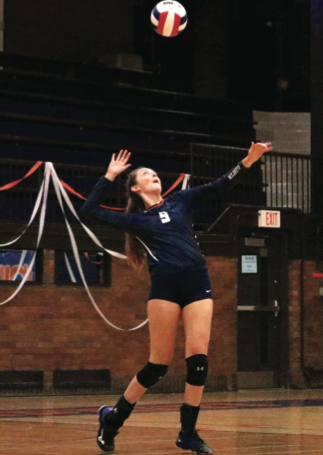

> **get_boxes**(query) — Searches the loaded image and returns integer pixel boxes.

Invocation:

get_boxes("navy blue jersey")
[81,162,247,274]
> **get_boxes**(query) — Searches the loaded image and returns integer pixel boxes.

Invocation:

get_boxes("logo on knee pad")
[186,354,208,386]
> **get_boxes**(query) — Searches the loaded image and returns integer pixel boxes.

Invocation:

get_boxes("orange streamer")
[61,173,186,211]
[161,173,185,197]
[0,161,43,191]
[60,180,126,211]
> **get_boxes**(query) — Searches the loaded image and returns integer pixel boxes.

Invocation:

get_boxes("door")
[237,228,289,389]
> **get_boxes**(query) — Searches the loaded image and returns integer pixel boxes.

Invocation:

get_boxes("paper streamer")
[49,163,147,331]
[61,180,126,211]
[0,177,47,247]
[0,162,191,330]
[11,250,27,282]
[182,174,190,190]
[0,166,50,306]
[0,161,43,191]
[61,172,189,209]
[50,165,127,260]
[162,173,186,196]
[64,252,77,283]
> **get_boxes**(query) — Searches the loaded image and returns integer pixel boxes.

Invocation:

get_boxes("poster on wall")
[241,255,257,273]
[0,250,36,281]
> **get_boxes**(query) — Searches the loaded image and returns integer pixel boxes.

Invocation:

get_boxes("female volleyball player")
[81,142,272,454]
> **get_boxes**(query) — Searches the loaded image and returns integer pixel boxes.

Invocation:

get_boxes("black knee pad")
[136,362,168,389]
[186,354,208,386]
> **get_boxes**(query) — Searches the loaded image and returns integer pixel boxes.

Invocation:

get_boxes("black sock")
[180,403,200,437]
[105,395,136,429]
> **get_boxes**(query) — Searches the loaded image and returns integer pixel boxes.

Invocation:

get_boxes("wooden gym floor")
[1,389,323,454]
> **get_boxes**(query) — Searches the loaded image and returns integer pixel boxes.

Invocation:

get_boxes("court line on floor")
[1,398,323,419]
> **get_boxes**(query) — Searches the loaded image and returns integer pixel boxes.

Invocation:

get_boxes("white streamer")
[0,177,46,247]
[49,164,127,260]
[48,167,190,330]
[64,252,77,283]
[49,163,147,331]
[182,174,190,190]
[0,163,190,328]
[12,250,27,281]
[0,166,50,306]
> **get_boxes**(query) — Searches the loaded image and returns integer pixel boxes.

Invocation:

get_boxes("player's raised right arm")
[80,150,138,231]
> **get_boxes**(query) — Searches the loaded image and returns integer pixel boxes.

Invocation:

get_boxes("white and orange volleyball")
[151,1,188,37]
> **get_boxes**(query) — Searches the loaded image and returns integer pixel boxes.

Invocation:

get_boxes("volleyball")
[151,1,188,38]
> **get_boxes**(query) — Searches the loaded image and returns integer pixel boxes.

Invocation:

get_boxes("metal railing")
[189,144,317,227]
[0,146,321,229]
[262,152,311,213]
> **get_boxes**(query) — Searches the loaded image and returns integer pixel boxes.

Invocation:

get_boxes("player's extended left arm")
[182,141,273,201]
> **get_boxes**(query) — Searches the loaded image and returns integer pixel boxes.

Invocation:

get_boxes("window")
[0,249,38,282]
[55,251,111,286]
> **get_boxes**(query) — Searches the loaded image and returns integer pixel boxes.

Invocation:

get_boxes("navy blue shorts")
[148,266,213,309]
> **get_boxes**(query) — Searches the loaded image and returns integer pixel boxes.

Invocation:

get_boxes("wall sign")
[241,255,257,273]
[258,210,281,228]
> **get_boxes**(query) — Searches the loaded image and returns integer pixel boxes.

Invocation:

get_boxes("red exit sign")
[258,210,281,228]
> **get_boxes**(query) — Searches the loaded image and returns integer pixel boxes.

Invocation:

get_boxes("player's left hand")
[242,142,273,168]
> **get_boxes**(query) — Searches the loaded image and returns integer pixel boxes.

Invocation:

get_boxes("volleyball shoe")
[175,430,213,453]
[97,406,119,453]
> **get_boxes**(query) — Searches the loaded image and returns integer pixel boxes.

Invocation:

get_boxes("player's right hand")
[105,150,132,181]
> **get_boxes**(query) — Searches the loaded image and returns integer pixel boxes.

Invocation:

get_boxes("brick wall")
[288,259,304,387]
[4,0,134,62]
[0,252,150,374]
[288,259,323,388]
[3,250,323,392]
[207,256,237,375]
[303,261,323,369]
[0,252,237,392]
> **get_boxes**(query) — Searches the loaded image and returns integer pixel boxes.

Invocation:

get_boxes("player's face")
[134,168,162,195]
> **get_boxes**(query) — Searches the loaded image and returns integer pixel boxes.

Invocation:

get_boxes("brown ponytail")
[125,168,147,269]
